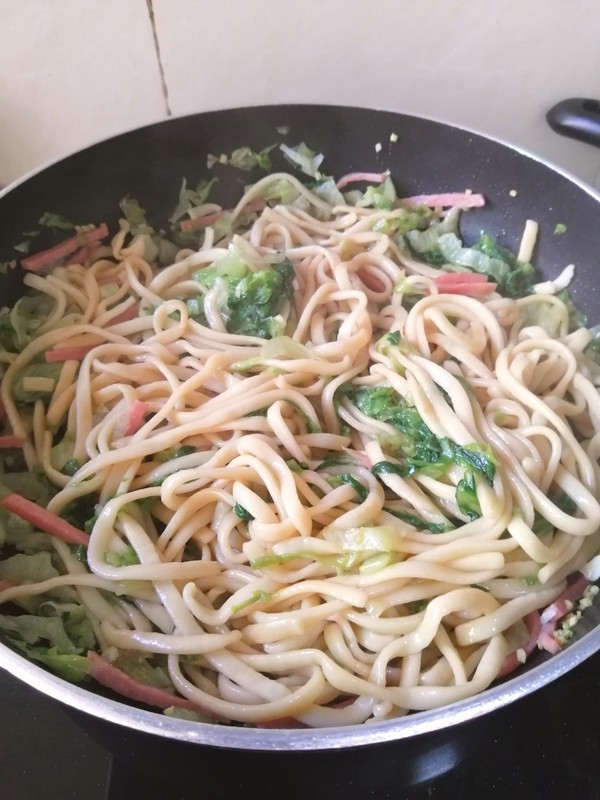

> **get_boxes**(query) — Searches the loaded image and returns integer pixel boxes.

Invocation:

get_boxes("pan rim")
[1,623,600,750]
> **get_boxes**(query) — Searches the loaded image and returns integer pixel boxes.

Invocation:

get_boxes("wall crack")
[145,0,172,117]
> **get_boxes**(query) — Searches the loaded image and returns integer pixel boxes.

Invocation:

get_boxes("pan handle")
[546,98,600,148]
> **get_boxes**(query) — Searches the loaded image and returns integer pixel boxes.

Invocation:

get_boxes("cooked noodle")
[1,171,599,728]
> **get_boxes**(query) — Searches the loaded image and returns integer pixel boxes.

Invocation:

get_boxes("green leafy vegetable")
[116,652,172,689]
[407,220,536,298]
[475,234,535,298]
[0,471,55,506]
[259,177,303,207]
[119,196,151,232]
[156,445,196,463]
[327,473,369,501]
[230,145,275,172]
[252,549,367,573]
[193,255,295,339]
[61,458,81,476]
[556,289,587,331]
[279,142,324,178]
[311,178,345,206]
[349,387,449,477]
[383,505,450,533]
[0,551,58,584]
[234,503,254,522]
[349,387,496,484]
[169,177,219,224]
[0,613,82,654]
[205,146,274,173]
[0,295,53,354]
[352,175,397,210]
[455,469,481,520]
[105,546,140,567]
[38,212,75,230]
[443,441,497,486]
[532,489,578,536]
[31,649,91,682]
[286,459,309,473]
[324,524,400,552]
[231,589,272,614]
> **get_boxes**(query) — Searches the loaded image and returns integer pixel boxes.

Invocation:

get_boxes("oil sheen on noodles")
[1,172,600,729]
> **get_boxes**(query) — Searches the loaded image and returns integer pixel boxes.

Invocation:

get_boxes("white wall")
[1,0,599,187]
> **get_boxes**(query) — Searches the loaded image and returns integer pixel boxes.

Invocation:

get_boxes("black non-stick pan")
[1,105,600,755]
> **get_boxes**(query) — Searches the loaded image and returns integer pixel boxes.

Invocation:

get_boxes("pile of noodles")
[1,172,600,728]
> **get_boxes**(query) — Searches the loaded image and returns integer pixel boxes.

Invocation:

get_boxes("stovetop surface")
[2,649,599,800]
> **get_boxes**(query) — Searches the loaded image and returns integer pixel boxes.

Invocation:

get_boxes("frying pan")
[1,104,600,752]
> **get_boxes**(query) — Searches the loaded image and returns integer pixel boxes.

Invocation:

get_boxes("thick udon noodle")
[2,177,600,727]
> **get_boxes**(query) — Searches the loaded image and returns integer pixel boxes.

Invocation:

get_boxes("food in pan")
[0,145,599,727]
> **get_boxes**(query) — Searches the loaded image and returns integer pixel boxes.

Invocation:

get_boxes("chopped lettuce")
[324,524,400,552]
[438,233,510,284]
[168,177,219,224]
[252,548,371,574]
[0,295,54,354]
[327,473,369,501]
[116,652,172,689]
[193,255,295,339]
[316,453,359,471]
[0,507,49,553]
[405,221,535,298]
[373,206,434,237]
[119,196,151,233]
[0,471,55,505]
[280,142,324,178]
[229,145,275,172]
[206,146,274,173]
[455,469,481,520]
[520,300,565,338]
[0,551,58,584]
[260,177,304,207]
[38,212,75,231]
[349,386,449,477]
[311,178,345,207]
[0,613,82,654]
[30,648,91,682]
[105,546,140,567]
[348,386,496,484]
[352,175,397,210]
